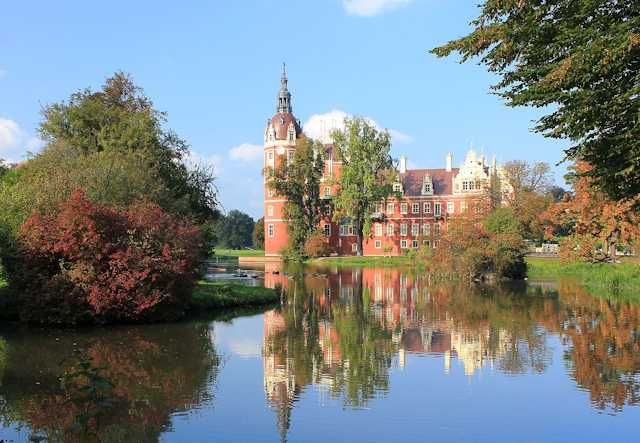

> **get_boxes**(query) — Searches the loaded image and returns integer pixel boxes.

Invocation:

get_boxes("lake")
[1,262,640,442]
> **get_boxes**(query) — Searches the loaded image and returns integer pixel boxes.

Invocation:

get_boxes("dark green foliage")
[213,210,255,250]
[432,1,640,200]
[190,281,279,310]
[38,71,219,222]
[268,137,326,259]
[332,117,395,255]
[253,217,265,249]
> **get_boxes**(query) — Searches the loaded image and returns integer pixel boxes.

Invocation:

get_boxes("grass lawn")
[308,255,413,267]
[190,281,279,310]
[526,256,640,301]
[212,248,265,257]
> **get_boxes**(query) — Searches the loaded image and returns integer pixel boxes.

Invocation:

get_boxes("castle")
[263,67,505,256]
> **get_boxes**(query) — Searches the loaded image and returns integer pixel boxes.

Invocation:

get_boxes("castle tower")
[264,64,303,256]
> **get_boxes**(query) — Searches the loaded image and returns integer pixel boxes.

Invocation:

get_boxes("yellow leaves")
[541,56,573,87]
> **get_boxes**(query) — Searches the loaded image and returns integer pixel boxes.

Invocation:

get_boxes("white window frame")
[460,201,467,212]
[400,239,408,249]
[412,203,420,214]
[351,243,358,252]
[324,186,331,197]
[422,223,430,236]
[268,224,275,238]
[434,202,441,216]
[447,201,454,214]
[374,240,382,249]
[324,223,331,236]
[411,223,419,236]
[386,223,394,237]
[423,202,431,214]
[375,223,383,237]
[434,223,440,237]
[423,239,430,248]
[400,202,408,214]
[386,202,395,214]
[400,223,408,236]
[267,206,274,217]
[412,240,419,249]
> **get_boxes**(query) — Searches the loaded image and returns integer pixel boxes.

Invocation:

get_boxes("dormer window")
[288,124,295,142]
[280,117,285,125]
[421,175,434,195]
[393,182,403,193]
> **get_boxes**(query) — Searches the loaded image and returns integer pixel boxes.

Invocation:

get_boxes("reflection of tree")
[555,279,640,411]
[0,321,219,442]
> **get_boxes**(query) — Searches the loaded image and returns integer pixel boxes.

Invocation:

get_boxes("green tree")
[331,117,395,255]
[253,217,265,250]
[214,210,255,250]
[39,71,218,222]
[432,1,640,200]
[267,137,326,258]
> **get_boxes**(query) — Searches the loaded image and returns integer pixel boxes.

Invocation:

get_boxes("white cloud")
[228,143,262,162]
[0,117,43,163]
[343,0,412,17]
[303,109,413,144]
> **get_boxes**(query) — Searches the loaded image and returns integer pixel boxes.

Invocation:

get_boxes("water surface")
[1,263,639,442]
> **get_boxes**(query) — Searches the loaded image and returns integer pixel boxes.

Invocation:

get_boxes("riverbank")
[0,279,279,322]
[526,256,640,302]
[308,255,412,267]
[212,248,265,257]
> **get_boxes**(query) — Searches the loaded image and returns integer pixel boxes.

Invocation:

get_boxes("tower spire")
[277,63,292,114]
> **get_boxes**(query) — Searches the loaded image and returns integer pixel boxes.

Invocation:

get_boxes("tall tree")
[253,217,265,250]
[39,72,218,222]
[542,162,640,262]
[331,117,395,256]
[432,1,640,200]
[213,210,255,250]
[267,137,326,257]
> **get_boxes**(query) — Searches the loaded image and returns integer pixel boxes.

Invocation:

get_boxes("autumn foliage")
[12,189,204,323]
[303,231,331,258]
[542,162,640,262]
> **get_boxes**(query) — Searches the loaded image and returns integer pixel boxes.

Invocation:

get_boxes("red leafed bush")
[303,231,331,258]
[14,189,204,324]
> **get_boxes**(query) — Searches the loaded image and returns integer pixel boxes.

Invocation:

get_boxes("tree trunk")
[355,219,364,256]
[607,229,619,263]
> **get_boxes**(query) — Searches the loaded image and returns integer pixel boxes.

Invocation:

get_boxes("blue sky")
[0,0,569,219]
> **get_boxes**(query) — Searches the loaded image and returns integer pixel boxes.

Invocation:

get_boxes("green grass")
[308,255,413,267]
[190,280,279,310]
[526,256,640,302]
[212,248,265,257]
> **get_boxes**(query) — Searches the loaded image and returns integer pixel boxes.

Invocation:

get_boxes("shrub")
[11,190,204,324]
[303,232,331,258]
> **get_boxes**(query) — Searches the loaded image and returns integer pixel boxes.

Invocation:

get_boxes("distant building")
[263,67,507,256]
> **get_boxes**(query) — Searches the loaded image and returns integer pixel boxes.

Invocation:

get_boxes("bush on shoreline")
[8,190,204,324]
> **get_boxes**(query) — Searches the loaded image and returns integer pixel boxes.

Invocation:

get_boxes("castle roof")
[270,112,302,140]
[399,168,459,196]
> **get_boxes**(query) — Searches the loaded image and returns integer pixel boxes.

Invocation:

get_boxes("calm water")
[2,263,640,442]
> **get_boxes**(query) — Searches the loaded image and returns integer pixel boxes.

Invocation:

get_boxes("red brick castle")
[263,68,506,256]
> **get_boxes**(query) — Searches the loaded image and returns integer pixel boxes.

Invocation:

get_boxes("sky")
[0,0,570,219]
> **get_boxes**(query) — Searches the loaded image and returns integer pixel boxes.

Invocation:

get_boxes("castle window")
[324,223,331,236]
[268,224,275,238]
[434,223,441,237]
[400,203,408,214]
[387,223,394,236]
[475,180,481,189]
[393,182,402,193]
[400,223,408,236]
[411,224,419,236]
[463,181,468,191]
[460,201,467,212]
[268,152,274,160]
[412,240,419,249]
[447,202,454,214]
[400,240,408,249]
[268,206,274,217]
[324,186,331,197]
[375,223,383,237]
[288,150,294,162]
[423,239,431,248]
[434,202,441,216]
[375,240,382,249]
[288,127,295,142]
[386,203,395,214]
[422,223,430,236]
[424,202,431,214]
[352,243,358,253]
[412,203,420,214]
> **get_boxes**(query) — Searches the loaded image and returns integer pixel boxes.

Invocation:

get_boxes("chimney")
[399,155,407,174]
[446,152,452,172]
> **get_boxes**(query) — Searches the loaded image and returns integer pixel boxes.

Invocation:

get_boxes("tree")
[39,72,218,222]
[214,210,255,250]
[331,117,395,256]
[432,1,640,200]
[253,217,265,250]
[542,162,640,262]
[267,136,326,258]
